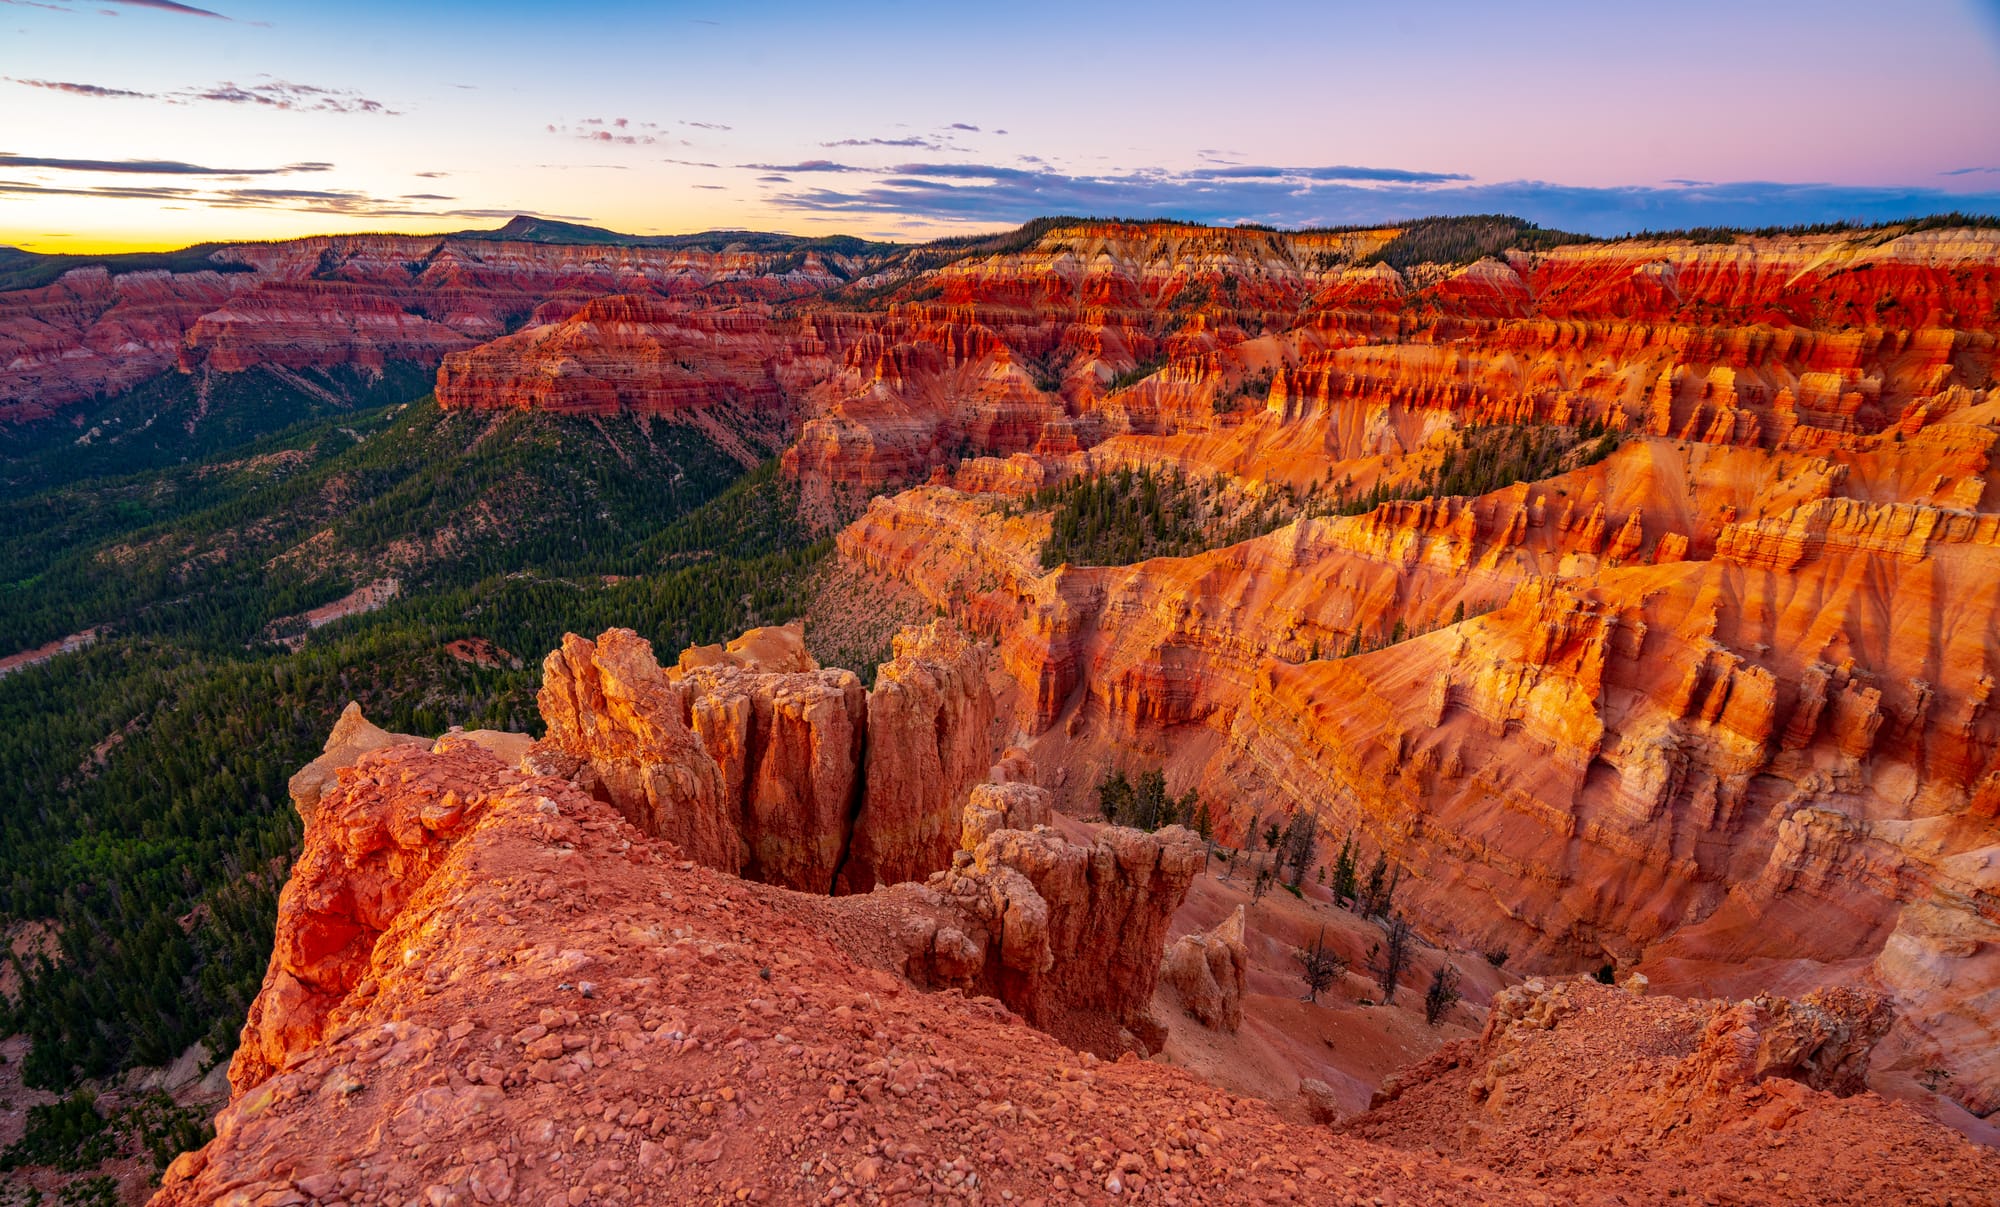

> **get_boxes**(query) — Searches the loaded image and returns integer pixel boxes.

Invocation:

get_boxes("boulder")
[286,702,426,825]
[1160,905,1249,1032]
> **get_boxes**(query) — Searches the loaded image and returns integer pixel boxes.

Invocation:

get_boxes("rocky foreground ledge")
[155,626,2000,1206]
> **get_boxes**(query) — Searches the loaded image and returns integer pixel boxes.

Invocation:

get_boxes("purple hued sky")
[3,0,1998,251]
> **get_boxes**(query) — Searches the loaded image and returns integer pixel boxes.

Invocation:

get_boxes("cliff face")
[0,268,248,422]
[894,802,1206,1054]
[432,297,817,457]
[166,671,2000,1206]
[230,736,529,1095]
[533,620,997,897]
[839,620,998,893]
[407,215,2000,1121]
[826,223,2000,1114]
[0,233,887,422]
[836,422,2000,1111]
[775,225,2000,513]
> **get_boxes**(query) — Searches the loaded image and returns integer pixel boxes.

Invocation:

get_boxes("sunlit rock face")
[826,223,2000,1116]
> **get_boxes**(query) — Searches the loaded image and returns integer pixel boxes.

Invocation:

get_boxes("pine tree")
[1424,963,1462,1026]
[1095,770,1133,824]
[1361,851,1388,916]
[1134,768,1168,831]
[1331,836,1357,906]
[1281,811,1318,887]
[1189,795,1213,842]
[1374,913,1414,1004]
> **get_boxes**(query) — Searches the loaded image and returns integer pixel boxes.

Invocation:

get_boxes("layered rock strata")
[534,621,995,895]
[893,783,1205,1054]
[174,714,2000,1206]
[1,230,891,421]
[835,382,2000,1115]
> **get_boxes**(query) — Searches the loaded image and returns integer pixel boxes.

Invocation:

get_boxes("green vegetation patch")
[1357,214,1594,270]
[1030,465,1297,568]
[0,246,254,294]
[0,392,826,1091]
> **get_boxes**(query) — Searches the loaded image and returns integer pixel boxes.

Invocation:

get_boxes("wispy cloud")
[1183,164,1471,184]
[546,117,731,145]
[0,180,199,200]
[194,79,397,114]
[755,161,2000,236]
[821,136,941,150]
[0,152,331,175]
[104,0,228,18]
[1942,166,2000,177]
[739,159,863,173]
[548,118,672,146]
[11,77,150,97]
[0,174,571,221]
[8,74,399,113]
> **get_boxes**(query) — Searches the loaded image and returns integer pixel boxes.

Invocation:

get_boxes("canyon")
[159,625,1999,1205]
[5,212,2000,1200]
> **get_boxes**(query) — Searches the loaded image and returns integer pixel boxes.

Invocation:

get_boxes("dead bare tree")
[1372,913,1414,1004]
[1424,962,1462,1025]
[1296,927,1347,1004]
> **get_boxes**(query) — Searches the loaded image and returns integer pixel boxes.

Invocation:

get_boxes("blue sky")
[2,0,1998,249]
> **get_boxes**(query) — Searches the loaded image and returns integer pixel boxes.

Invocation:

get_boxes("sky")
[2,0,1999,252]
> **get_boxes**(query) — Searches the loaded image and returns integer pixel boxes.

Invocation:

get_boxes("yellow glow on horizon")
[0,207,1009,256]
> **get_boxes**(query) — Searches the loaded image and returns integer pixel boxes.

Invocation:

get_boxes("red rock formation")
[535,622,998,895]
[165,717,2000,1207]
[284,701,426,824]
[1160,903,1249,1032]
[836,370,2000,1114]
[0,230,890,421]
[533,628,738,870]
[837,620,997,893]
[958,780,1054,844]
[433,296,806,452]
[897,817,1206,1054]
[1348,979,1992,1204]
[0,267,247,421]
[672,620,818,676]
[680,661,865,894]
[775,222,2000,515]
[229,738,547,1094]
[180,285,478,374]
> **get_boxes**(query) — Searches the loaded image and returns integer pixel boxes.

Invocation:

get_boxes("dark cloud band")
[755,161,2000,237]
[0,153,332,175]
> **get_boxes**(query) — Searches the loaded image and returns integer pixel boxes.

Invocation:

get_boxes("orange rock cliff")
[807,221,2000,1126]
[161,625,2000,1205]
[15,213,2000,1197]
